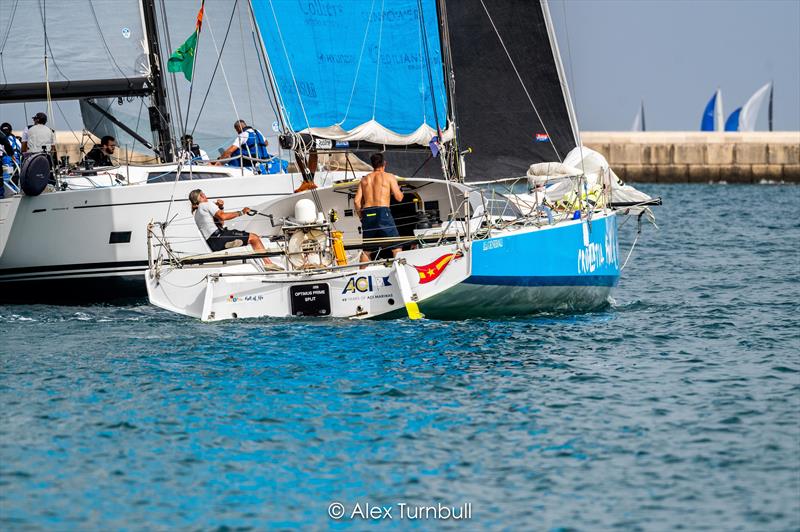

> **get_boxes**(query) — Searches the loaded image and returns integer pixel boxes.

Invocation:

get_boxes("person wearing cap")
[0,122,21,165]
[21,112,56,155]
[1,123,21,197]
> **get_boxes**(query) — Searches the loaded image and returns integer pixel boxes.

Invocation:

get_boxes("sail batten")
[250,0,449,146]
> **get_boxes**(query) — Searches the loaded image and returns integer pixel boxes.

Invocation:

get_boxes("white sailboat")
[146,0,658,321]
[0,0,325,301]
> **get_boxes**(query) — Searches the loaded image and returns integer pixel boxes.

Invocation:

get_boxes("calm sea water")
[1,184,798,530]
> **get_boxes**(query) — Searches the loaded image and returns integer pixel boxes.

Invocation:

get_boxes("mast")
[141,0,174,162]
[434,0,463,181]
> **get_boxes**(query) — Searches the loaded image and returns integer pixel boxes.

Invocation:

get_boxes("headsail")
[739,82,772,132]
[250,0,448,146]
[631,99,646,131]
[443,0,579,179]
[701,89,723,131]
[0,0,151,101]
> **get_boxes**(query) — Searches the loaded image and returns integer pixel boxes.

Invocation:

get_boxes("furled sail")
[250,0,449,146]
[443,0,579,179]
[0,0,151,102]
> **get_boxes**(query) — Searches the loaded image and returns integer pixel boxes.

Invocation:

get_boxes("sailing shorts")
[361,207,399,251]
[206,228,251,252]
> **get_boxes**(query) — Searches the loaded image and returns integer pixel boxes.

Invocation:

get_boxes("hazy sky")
[2,0,798,142]
[549,0,800,131]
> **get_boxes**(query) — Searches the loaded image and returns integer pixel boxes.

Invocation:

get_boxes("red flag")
[414,253,459,284]
[196,1,205,32]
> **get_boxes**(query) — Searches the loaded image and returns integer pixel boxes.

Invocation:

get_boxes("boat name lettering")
[228,294,264,303]
[295,288,327,299]
[577,230,618,274]
[482,239,503,252]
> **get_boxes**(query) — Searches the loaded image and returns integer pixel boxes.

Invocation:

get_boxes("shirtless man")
[354,153,404,263]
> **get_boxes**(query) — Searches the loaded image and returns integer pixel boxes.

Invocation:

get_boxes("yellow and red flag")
[414,253,459,284]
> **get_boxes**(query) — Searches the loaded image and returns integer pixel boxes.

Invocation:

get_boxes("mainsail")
[250,0,578,181]
[250,0,449,146]
[0,0,152,101]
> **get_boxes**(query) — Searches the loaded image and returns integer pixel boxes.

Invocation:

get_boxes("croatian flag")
[535,133,549,142]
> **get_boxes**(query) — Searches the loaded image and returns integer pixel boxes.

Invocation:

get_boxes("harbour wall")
[581,132,800,184]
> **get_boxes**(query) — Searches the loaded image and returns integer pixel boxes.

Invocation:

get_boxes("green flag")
[167,30,198,82]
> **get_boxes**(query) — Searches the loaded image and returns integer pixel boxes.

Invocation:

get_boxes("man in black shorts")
[189,189,277,267]
[354,153,404,263]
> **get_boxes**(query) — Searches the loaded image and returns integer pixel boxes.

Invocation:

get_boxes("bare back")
[355,169,403,210]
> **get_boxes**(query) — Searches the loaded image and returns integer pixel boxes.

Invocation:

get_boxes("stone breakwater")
[582,132,800,184]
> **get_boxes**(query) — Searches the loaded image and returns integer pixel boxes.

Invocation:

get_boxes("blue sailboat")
[146,0,658,320]
[701,89,724,131]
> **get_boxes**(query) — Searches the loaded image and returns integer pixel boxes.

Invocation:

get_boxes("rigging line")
[35,0,68,85]
[248,5,281,125]
[206,7,241,124]
[181,0,207,139]
[40,0,55,136]
[339,0,378,126]
[53,101,81,145]
[477,0,562,163]
[371,0,386,120]
[266,0,312,132]
[188,2,239,137]
[0,0,20,87]
[237,0,255,125]
[247,6,280,127]
[558,0,584,174]
[158,0,185,139]
[416,0,440,133]
[128,97,146,158]
[87,0,133,84]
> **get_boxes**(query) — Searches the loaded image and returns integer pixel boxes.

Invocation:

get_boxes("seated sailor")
[178,134,209,163]
[189,188,276,267]
[354,153,404,264]
[216,119,286,174]
[85,135,116,167]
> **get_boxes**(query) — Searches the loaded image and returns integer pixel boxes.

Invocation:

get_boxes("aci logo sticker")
[342,276,392,294]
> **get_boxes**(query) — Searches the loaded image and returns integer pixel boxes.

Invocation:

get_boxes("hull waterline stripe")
[464,275,619,287]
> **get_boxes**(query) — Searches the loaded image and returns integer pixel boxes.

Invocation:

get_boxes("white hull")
[146,244,468,321]
[0,167,349,299]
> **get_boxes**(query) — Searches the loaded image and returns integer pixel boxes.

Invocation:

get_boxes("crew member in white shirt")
[188,188,277,268]
[22,112,56,156]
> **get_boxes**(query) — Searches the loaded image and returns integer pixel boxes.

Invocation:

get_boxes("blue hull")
[420,213,620,318]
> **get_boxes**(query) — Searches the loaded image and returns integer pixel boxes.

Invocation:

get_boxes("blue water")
[1,184,798,530]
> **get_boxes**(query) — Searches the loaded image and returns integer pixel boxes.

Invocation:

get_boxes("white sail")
[739,82,772,132]
[715,89,725,132]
